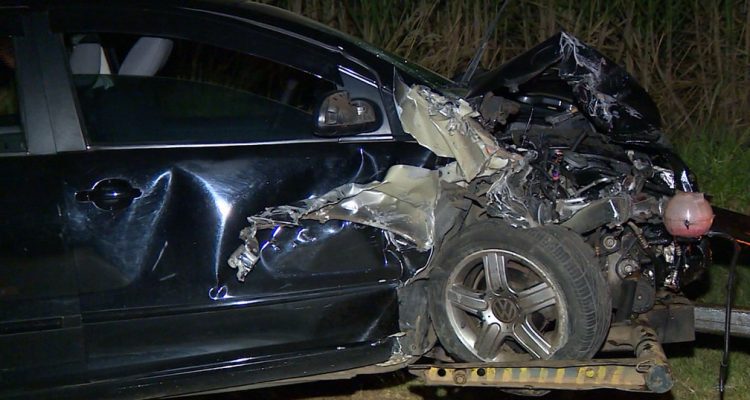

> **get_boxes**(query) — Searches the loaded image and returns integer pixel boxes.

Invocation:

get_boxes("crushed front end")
[227,32,719,393]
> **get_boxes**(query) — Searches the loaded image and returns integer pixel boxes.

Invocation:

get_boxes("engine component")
[478,91,520,127]
[616,258,640,279]
[561,196,631,233]
[601,234,619,252]
[632,277,655,313]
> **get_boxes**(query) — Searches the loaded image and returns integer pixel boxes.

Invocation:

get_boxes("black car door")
[49,5,433,383]
[0,11,86,392]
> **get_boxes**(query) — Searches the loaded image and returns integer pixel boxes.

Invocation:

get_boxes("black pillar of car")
[21,12,86,153]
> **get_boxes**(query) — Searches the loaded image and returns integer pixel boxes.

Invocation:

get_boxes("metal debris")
[229,66,661,282]
[468,31,662,138]
[558,32,643,129]
[300,165,440,250]
[229,83,528,281]
[396,82,520,183]
[227,219,261,282]
[228,164,442,280]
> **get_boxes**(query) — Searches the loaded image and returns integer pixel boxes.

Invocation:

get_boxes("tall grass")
[263,0,750,141]
[677,127,750,213]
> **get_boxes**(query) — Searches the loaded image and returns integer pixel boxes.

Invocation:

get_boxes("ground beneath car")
[178,242,750,400]
[181,334,749,400]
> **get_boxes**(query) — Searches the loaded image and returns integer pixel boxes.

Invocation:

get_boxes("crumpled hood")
[467,32,662,141]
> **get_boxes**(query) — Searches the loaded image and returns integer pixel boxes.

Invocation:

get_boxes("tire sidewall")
[429,221,610,362]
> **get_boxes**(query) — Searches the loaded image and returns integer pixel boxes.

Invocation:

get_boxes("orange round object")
[663,191,714,237]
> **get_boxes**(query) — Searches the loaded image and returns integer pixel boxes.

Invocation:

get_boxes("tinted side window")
[66,34,337,146]
[0,36,25,153]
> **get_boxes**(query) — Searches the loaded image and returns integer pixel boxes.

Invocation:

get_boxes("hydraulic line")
[706,231,742,399]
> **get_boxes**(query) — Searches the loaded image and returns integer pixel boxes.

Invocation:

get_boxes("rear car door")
[0,11,86,392]
[48,3,433,388]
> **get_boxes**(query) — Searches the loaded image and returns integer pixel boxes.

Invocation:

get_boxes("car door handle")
[75,178,142,211]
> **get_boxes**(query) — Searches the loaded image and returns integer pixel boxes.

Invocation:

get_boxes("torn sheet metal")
[303,165,439,249]
[229,165,440,281]
[485,163,537,227]
[396,82,519,182]
[467,31,662,140]
[228,221,261,281]
[557,33,648,135]
[229,82,528,282]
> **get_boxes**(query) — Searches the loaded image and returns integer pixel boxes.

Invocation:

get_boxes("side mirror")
[314,90,381,136]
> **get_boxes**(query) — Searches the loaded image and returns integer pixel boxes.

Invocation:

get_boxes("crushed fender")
[396,82,519,182]
[228,83,522,281]
[228,164,442,281]
[228,33,670,282]
[468,31,662,140]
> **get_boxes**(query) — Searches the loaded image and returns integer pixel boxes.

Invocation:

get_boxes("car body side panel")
[58,141,433,377]
[81,285,400,379]
[0,157,86,387]
[39,1,438,390]
[2,337,399,400]
[0,14,87,391]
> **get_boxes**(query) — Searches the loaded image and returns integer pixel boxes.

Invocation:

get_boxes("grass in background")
[671,127,750,400]
[676,127,750,215]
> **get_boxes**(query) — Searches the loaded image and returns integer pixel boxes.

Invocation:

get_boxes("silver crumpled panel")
[228,165,440,281]
[396,82,519,183]
[229,84,520,282]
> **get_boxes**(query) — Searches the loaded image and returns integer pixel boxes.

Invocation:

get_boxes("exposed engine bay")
[473,86,711,318]
[228,31,714,373]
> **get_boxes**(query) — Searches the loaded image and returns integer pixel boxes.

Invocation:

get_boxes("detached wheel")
[429,221,610,364]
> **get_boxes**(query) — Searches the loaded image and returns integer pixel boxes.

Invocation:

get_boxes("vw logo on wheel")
[492,297,519,322]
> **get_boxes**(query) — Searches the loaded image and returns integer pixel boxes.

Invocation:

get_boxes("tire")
[429,220,611,364]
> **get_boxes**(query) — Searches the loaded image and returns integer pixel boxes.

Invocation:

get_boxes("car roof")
[173,0,374,55]
[1,0,356,49]
[4,0,454,88]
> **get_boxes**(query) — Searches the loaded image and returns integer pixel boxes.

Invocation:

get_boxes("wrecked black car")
[0,1,730,399]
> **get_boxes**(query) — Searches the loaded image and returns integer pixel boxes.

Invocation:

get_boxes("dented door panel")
[59,141,433,375]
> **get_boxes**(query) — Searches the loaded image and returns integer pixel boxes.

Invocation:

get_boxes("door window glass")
[0,36,25,153]
[66,34,337,146]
